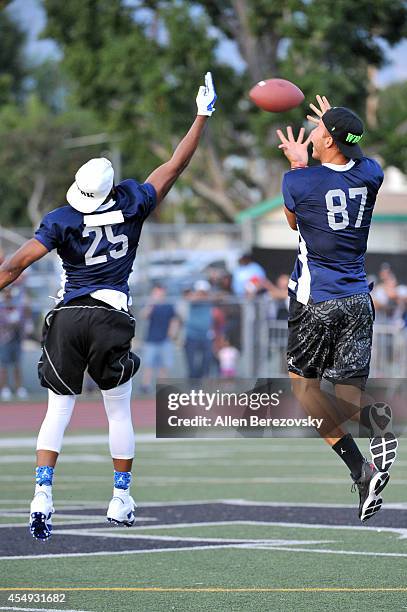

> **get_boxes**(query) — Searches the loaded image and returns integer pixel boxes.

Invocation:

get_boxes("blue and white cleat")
[29,489,54,541]
[107,493,136,527]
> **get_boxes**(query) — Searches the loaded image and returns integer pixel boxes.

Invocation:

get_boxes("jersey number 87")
[325,186,367,231]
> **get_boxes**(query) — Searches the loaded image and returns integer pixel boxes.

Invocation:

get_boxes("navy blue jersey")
[282,158,383,304]
[35,179,157,303]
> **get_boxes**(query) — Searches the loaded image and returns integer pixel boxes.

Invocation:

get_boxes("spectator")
[206,266,225,292]
[211,304,226,375]
[232,253,266,296]
[372,265,407,326]
[0,286,29,400]
[184,280,214,379]
[140,285,178,393]
[217,272,242,350]
[263,274,290,320]
[218,336,240,379]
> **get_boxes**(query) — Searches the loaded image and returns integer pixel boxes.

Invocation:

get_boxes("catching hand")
[196,72,217,117]
[307,94,332,125]
[276,126,311,167]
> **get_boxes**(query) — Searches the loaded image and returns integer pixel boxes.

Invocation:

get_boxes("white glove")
[196,71,217,117]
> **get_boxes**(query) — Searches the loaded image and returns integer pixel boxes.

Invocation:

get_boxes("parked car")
[129,249,240,291]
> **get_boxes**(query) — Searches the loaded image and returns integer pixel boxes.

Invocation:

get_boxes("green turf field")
[0,432,406,612]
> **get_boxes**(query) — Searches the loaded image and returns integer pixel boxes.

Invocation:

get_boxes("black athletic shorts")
[38,296,140,395]
[287,293,374,386]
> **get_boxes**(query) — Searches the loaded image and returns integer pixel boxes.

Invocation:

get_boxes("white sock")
[113,487,130,499]
[101,380,135,459]
[36,391,76,453]
[35,484,52,497]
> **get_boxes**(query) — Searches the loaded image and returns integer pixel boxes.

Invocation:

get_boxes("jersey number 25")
[325,187,367,231]
[83,226,128,266]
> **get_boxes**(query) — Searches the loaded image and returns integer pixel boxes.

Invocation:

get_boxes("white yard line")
[1,498,407,510]
[0,499,222,510]
[1,517,405,538]
[4,475,406,486]
[1,540,407,561]
[0,435,331,449]
[105,519,407,538]
[0,436,106,448]
[0,501,108,508]
[53,529,334,546]
[0,607,91,612]
[223,498,407,509]
[0,455,106,464]
[0,544,244,560]
[0,516,156,528]
[141,458,407,467]
[235,544,407,557]
[2,475,407,486]
[54,519,407,539]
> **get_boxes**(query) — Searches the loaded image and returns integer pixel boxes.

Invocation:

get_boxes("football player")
[0,72,217,540]
[277,95,398,521]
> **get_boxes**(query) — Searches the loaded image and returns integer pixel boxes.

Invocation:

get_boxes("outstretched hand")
[196,72,217,117]
[307,94,332,125]
[276,126,311,167]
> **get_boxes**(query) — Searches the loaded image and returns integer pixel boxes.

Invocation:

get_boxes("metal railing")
[6,295,407,393]
[371,323,407,378]
[130,297,407,379]
[256,309,407,378]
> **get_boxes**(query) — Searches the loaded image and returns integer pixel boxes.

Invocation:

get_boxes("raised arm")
[276,127,312,231]
[145,72,216,205]
[0,238,49,291]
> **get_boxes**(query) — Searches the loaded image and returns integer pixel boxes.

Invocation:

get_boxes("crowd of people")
[371,263,407,327]
[0,250,32,400]
[0,248,406,396]
[138,254,291,388]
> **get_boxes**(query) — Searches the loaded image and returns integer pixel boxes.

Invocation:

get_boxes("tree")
[372,81,407,172]
[38,0,407,220]
[0,95,104,226]
[0,6,26,105]
[0,7,108,228]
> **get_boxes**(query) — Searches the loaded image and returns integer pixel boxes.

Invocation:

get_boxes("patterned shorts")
[287,293,374,386]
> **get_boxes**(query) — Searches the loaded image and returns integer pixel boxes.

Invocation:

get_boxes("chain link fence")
[7,295,407,394]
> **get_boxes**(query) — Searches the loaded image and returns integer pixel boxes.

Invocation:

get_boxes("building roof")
[374,192,406,221]
[236,183,406,223]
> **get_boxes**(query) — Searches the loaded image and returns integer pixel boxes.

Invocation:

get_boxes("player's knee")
[101,379,132,400]
[291,377,319,402]
[102,380,132,422]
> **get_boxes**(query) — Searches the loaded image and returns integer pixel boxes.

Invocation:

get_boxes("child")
[218,337,240,379]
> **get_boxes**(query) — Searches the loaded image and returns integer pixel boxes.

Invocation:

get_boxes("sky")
[7,0,407,88]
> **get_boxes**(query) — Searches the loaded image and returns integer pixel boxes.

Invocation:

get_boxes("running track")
[0,399,156,432]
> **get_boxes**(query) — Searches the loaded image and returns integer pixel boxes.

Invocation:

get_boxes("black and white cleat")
[352,459,390,523]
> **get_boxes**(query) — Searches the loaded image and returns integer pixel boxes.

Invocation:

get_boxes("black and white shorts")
[38,296,140,395]
[287,293,374,386]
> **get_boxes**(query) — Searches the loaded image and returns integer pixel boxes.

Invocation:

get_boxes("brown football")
[249,78,304,112]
